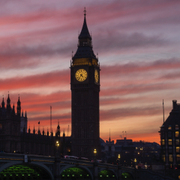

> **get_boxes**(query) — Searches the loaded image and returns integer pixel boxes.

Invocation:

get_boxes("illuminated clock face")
[75,69,88,82]
[94,69,99,83]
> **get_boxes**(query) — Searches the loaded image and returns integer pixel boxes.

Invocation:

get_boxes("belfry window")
[175,131,179,137]
[168,139,172,145]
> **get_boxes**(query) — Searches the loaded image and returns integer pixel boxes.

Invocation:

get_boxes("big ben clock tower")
[71,9,100,158]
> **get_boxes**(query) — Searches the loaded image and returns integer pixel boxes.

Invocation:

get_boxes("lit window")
[176,139,180,145]
[169,154,173,162]
[162,155,165,162]
[168,126,172,130]
[161,139,165,145]
[177,154,180,162]
[168,139,172,145]
[176,147,180,153]
[175,131,179,137]
[175,125,179,130]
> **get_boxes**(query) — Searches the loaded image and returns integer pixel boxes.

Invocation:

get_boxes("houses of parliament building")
[0,10,100,159]
[0,95,69,156]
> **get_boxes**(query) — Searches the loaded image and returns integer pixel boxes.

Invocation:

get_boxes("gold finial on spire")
[84,7,86,17]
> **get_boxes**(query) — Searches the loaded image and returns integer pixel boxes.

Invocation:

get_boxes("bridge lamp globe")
[94,149,97,155]
[56,141,60,147]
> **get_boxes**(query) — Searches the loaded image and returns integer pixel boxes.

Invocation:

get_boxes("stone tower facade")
[71,10,100,159]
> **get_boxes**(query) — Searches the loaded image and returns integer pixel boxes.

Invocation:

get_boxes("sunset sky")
[0,0,180,144]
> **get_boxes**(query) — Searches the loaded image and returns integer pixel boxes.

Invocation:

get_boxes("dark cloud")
[94,32,167,53]
[100,106,161,121]
[101,83,179,97]
[29,113,70,122]
[101,58,180,77]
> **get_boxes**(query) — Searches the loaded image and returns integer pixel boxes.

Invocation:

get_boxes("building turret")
[17,96,21,116]
[1,97,5,108]
[28,126,31,133]
[12,105,15,114]
[33,127,35,134]
[7,94,11,110]
[56,123,60,137]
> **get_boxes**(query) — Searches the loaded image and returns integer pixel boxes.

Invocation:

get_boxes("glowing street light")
[55,140,60,157]
[94,149,97,155]
[94,149,97,161]
[117,154,121,165]
[55,141,60,147]
[134,158,137,170]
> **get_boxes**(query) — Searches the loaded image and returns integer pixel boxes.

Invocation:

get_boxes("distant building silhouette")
[101,137,160,166]
[0,94,70,156]
[159,100,180,169]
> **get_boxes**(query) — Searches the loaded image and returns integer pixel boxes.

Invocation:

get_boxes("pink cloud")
[0,70,69,90]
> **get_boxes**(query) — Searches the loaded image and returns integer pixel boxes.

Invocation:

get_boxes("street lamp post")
[93,148,97,161]
[55,140,60,157]
[93,149,98,180]
[118,154,121,164]
[134,158,137,180]
[117,154,121,180]
[134,158,137,168]
[55,140,60,180]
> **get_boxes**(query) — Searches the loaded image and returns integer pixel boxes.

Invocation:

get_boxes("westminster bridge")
[0,153,175,180]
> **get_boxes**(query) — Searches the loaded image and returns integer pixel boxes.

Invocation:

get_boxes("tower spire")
[78,8,91,41]
[84,7,86,17]
[72,8,98,63]
[162,99,165,123]
[17,95,21,116]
